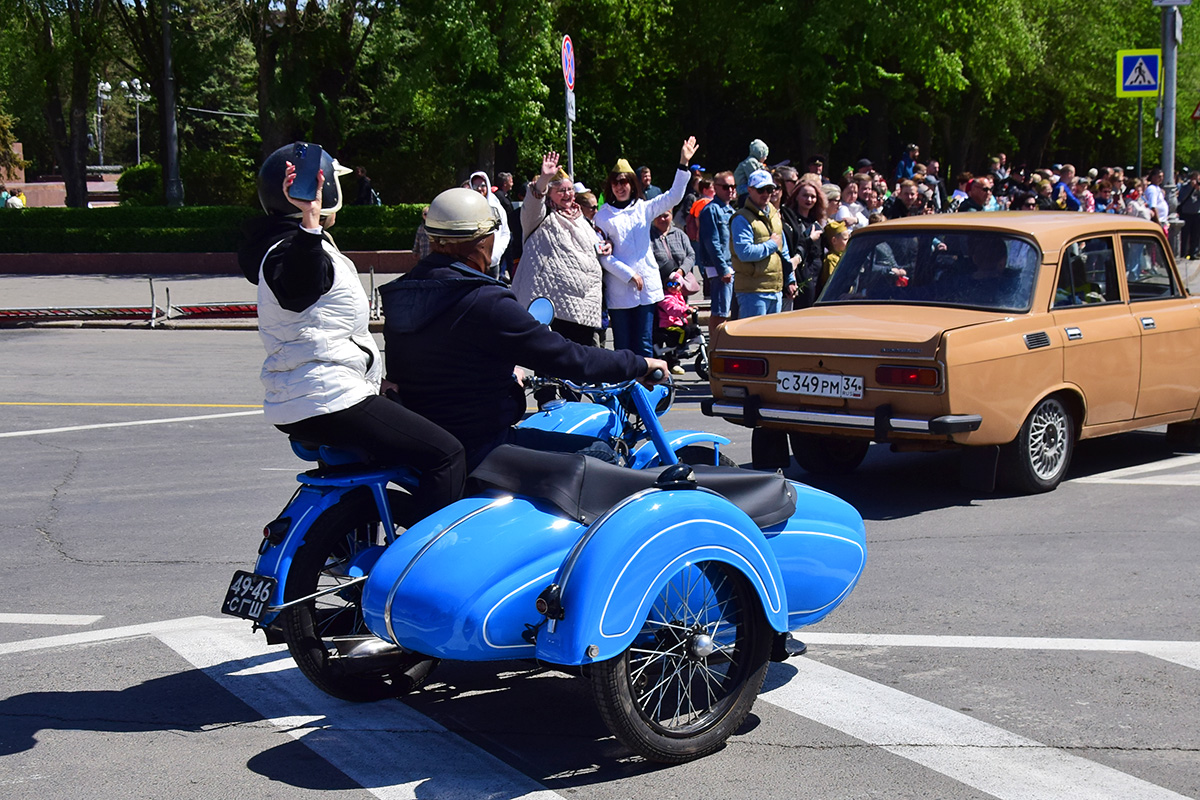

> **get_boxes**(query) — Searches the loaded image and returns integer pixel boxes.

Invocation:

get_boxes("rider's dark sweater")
[379,253,647,456]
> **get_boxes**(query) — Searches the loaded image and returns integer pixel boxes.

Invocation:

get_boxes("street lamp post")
[119,79,152,165]
[95,80,112,166]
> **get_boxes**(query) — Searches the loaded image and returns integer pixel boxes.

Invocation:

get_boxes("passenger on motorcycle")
[239,143,467,519]
[380,187,670,469]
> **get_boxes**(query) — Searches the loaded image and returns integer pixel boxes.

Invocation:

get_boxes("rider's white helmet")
[425,187,500,241]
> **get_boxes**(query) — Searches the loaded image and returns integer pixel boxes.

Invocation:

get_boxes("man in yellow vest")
[730,169,793,317]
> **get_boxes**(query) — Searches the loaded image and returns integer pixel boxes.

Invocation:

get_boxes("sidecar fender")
[534,488,787,667]
[630,430,732,469]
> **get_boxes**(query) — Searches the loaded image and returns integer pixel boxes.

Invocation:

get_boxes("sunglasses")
[718,183,736,190]
[613,177,630,186]
[752,185,776,193]
[582,203,598,210]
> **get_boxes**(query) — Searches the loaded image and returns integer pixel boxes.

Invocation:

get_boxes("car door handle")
[1141,317,1156,330]
[1065,326,1083,340]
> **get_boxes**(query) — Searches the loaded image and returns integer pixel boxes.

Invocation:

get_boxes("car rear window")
[818,230,1041,313]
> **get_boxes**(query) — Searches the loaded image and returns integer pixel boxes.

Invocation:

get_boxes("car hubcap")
[1028,401,1068,480]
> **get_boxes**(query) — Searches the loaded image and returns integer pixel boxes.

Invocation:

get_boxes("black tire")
[281,487,437,701]
[590,561,771,763]
[694,352,710,381]
[676,444,737,468]
[1000,395,1074,494]
[788,433,870,475]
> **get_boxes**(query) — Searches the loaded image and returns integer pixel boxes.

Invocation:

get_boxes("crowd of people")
[426,139,1196,334]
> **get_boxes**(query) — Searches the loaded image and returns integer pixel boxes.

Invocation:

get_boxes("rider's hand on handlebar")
[642,358,671,385]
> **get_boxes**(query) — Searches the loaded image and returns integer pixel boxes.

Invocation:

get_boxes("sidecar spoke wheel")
[591,561,770,763]
[281,488,437,701]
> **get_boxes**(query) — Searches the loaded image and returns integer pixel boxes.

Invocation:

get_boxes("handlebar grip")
[649,368,665,382]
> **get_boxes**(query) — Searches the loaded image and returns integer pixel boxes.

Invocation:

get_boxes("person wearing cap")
[240,143,466,520]
[734,139,769,196]
[730,169,794,318]
[854,158,874,175]
[820,220,851,292]
[594,135,700,358]
[511,151,609,346]
[380,186,668,469]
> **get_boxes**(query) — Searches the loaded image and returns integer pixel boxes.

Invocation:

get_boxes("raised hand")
[680,136,699,165]
[541,151,561,178]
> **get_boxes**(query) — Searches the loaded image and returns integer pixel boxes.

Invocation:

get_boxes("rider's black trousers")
[277,395,466,521]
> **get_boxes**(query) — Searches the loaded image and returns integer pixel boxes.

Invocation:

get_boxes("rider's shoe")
[670,364,686,375]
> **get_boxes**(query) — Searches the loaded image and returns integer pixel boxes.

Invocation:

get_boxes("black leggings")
[277,395,466,520]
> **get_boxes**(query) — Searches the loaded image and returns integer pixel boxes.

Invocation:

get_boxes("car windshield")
[818,230,1041,313]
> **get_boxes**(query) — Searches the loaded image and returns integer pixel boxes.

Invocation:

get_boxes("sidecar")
[358,444,865,763]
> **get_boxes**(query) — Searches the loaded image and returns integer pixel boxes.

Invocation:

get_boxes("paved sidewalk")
[5,258,1200,330]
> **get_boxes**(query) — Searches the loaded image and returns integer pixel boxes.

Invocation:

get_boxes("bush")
[0,204,425,252]
[117,161,162,206]
[180,151,257,207]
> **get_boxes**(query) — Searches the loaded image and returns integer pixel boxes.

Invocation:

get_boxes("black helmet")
[256,142,352,217]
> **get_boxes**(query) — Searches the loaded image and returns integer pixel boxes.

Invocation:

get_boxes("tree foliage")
[3,0,1200,205]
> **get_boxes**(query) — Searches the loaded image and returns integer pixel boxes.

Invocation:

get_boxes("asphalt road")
[2,326,1198,799]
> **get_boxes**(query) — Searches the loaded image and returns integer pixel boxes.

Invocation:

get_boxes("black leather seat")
[469,444,796,528]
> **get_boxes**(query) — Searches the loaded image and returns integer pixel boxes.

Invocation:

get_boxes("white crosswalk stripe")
[1075,453,1200,485]
[760,658,1191,800]
[156,619,564,800]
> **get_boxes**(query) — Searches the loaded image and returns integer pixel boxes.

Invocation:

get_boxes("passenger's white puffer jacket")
[257,239,381,425]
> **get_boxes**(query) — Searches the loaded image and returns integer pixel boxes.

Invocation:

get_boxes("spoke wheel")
[282,487,437,701]
[1001,395,1074,493]
[590,561,770,763]
[789,433,869,475]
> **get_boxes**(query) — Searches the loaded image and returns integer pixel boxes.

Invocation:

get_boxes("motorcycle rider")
[239,143,466,519]
[380,187,670,469]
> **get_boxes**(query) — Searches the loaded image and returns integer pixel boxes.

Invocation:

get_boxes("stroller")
[654,269,711,380]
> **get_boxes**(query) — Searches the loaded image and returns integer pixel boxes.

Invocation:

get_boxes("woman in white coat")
[594,136,699,357]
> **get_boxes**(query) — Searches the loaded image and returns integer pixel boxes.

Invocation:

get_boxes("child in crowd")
[820,220,851,293]
[655,270,702,374]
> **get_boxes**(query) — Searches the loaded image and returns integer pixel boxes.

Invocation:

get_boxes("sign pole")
[1161,5,1180,224]
[562,35,576,180]
[1139,98,1145,179]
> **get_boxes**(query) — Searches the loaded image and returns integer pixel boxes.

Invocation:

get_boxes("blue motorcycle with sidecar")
[222,367,866,763]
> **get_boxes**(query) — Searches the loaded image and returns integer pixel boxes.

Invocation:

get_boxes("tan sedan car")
[703,213,1200,493]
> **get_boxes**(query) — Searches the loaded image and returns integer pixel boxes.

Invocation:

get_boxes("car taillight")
[875,365,939,387]
[712,356,768,377]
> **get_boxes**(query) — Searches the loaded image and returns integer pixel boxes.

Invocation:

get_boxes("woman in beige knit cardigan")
[511,151,610,346]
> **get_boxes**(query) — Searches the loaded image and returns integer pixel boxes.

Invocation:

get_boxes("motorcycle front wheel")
[281,487,437,701]
[590,561,771,762]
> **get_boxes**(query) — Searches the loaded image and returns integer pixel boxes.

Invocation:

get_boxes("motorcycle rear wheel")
[590,561,770,762]
[281,487,437,701]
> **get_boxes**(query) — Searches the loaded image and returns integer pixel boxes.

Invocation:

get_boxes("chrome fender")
[534,488,787,667]
[629,430,733,469]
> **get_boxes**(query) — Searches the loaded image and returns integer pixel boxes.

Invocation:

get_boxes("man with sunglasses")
[955,176,994,213]
[697,170,737,335]
[729,170,793,318]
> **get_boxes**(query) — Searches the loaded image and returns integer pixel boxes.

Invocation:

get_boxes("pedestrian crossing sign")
[1116,49,1161,97]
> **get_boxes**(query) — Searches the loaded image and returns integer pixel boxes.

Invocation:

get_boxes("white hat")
[573,181,590,194]
[747,169,775,190]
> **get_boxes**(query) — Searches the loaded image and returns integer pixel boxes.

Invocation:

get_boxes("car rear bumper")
[702,398,982,438]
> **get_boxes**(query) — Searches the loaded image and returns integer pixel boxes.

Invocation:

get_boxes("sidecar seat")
[469,444,796,528]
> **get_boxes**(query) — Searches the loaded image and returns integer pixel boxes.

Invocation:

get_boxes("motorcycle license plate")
[221,570,277,621]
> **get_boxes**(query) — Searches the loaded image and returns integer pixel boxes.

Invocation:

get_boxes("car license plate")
[777,371,864,399]
[221,570,277,621]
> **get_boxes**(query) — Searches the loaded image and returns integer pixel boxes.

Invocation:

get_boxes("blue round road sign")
[562,36,575,91]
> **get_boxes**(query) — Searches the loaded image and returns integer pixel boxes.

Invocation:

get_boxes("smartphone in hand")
[290,142,323,202]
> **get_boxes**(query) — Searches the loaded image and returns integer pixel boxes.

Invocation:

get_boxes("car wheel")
[788,434,869,475]
[1000,395,1074,493]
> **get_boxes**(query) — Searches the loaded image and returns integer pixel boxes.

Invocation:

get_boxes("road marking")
[761,658,1191,800]
[0,410,263,438]
[0,613,102,626]
[0,616,218,656]
[802,632,1200,671]
[158,619,564,800]
[1076,453,1200,485]
[0,402,260,408]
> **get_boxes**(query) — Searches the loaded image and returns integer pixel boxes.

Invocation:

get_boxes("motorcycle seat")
[469,444,796,528]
